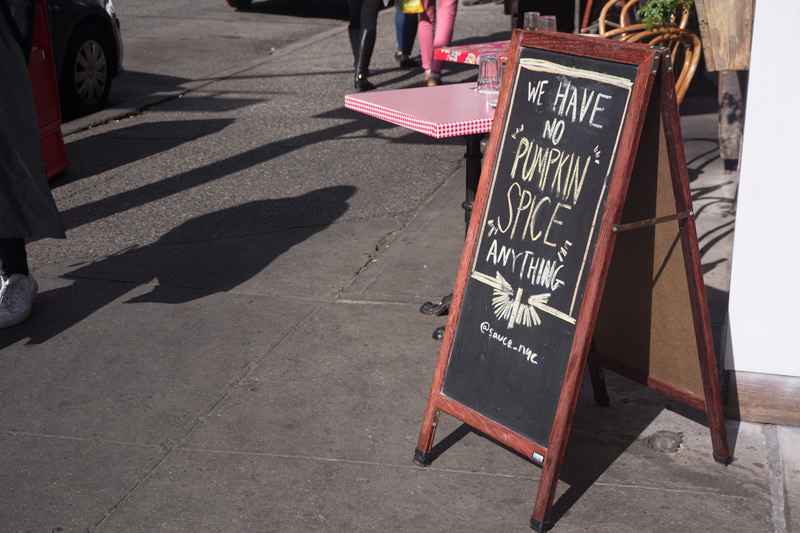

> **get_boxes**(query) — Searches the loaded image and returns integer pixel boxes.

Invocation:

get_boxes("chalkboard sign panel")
[442,47,638,447]
[415,30,731,531]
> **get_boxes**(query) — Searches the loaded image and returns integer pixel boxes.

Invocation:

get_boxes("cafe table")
[433,40,510,65]
[345,82,498,330]
[345,82,497,228]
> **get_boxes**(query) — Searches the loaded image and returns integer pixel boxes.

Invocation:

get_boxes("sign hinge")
[648,48,661,75]
[662,50,673,73]
[649,45,673,73]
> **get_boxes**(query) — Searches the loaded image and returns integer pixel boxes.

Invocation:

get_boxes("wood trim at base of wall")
[724,370,800,427]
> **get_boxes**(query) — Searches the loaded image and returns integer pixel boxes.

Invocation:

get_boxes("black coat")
[0,0,65,239]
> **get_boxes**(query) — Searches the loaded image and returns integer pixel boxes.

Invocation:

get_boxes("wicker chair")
[601,23,702,105]
[582,0,690,36]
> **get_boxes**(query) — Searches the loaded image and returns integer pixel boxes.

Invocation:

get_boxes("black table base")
[421,133,486,339]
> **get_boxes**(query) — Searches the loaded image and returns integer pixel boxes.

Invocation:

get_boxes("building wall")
[725,0,800,425]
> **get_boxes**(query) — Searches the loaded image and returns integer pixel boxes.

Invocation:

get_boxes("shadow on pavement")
[1,186,356,349]
[94,70,192,120]
[56,115,394,232]
[420,370,738,528]
[53,119,235,189]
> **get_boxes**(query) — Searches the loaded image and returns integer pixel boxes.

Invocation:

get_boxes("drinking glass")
[540,15,557,31]
[523,12,540,30]
[477,53,501,94]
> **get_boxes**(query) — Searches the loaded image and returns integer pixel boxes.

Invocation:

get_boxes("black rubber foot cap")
[714,453,733,465]
[414,448,432,466]
[530,517,551,531]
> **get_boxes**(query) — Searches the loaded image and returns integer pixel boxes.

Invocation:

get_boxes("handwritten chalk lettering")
[542,117,565,146]
[590,93,612,129]
[484,240,566,291]
[497,185,573,246]
[551,79,612,129]
[480,322,538,363]
[543,202,571,247]
[510,137,590,205]
[498,182,551,241]
[485,238,516,269]
[498,184,561,243]
[521,253,565,291]
[527,79,549,106]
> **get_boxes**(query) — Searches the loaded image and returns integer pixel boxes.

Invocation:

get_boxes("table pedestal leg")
[423,133,486,340]
[462,133,484,233]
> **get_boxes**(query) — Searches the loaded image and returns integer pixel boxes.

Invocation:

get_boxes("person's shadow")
[1,185,356,348]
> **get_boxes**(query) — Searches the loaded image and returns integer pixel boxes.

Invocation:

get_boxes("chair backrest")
[601,24,702,105]
[596,0,625,34]
[591,0,690,36]
[580,0,628,34]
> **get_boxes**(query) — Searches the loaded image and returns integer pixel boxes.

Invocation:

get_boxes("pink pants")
[418,0,458,74]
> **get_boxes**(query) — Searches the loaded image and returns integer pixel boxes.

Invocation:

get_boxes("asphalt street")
[105,0,354,109]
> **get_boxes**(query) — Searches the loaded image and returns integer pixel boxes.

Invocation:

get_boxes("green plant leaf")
[637,0,694,31]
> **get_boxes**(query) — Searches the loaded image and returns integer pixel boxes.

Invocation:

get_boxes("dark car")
[45,0,123,119]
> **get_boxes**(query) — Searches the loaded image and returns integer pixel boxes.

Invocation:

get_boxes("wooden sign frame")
[414,29,730,531]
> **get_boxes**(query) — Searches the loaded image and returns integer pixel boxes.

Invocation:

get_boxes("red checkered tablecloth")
[345,83,496,139]
[433,40,510,65]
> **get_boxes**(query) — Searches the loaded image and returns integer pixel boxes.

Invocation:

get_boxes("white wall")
[725,0,800,376]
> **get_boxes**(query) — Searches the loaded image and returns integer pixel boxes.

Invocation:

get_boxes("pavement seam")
[89,304,325,531]
[173,446,536,479]
[335,298,429,306]
[765,424,789,533]
[116,445,747,500]
[337,163,463,299]
[0,430,160,450]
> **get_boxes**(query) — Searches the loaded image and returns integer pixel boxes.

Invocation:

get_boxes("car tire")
[61,24,113,119]
[227,0,253,8]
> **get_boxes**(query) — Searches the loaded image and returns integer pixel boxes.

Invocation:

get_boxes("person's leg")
[401,13,418,56]
[395,8,405,53]
[0,238,37,328]
[359,0,380,32]
[418,0,436,73]
[354,0,380,91]
[347,0,362,30]
[0,238,29,277]
[347,0,362,64]
[395,11,419,67]
[429,0,457,75]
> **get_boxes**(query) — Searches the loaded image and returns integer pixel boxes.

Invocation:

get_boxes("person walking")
[394,7,418,68]
[347,0,383,91]
[418,0,458,86]
[1,0,66,328]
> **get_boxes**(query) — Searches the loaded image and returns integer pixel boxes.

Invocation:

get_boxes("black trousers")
[0,238,28,276]
[347,0,381,32]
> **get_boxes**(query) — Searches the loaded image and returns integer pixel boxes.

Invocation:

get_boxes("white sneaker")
[0,273,38,328]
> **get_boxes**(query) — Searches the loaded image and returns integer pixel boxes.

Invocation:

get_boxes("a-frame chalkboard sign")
[414,29,731,531]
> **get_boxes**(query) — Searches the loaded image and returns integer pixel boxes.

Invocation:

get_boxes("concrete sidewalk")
[2,3,798,532]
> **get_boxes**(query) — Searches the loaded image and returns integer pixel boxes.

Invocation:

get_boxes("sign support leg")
[657,69,732,464]
[415,408,441,466]
[588,347,610,407]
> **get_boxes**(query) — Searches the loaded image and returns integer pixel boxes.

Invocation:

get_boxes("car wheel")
[61,24,113,119]
[228,0,253,8]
